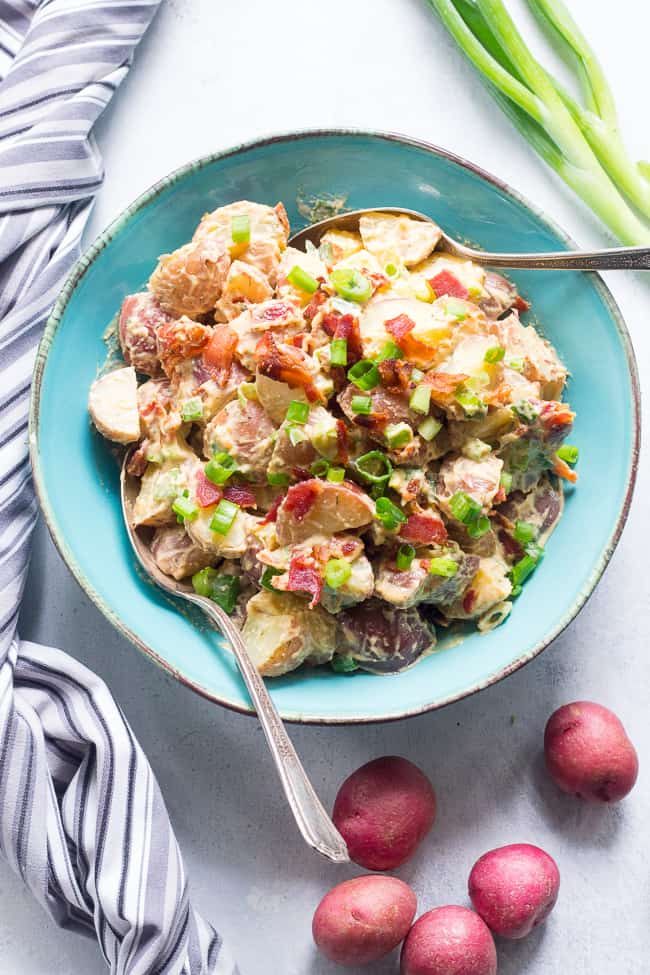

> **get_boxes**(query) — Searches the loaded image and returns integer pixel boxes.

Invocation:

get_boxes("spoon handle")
[195,597,349,863]
[449,243,650,271]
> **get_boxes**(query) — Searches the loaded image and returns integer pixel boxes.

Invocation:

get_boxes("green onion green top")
[557,444,579,464]
[231,213,250,244]
[209,498,239,535]
[330,267,372,303]
[329,338,348,366]
[348,359,380,390]
[325,558,352,589]
[205,452,237,486]
[286,400,309,424]
[287,265,319,294]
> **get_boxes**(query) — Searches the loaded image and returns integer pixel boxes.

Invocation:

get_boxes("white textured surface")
[9,0,650,972]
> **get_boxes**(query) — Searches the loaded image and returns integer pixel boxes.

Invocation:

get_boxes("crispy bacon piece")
[261,493,285,523]
[423,371,468,406]
[274,201,290,238]
[399,512,448,546]
[292,466,312,482]
[493,486,507,505]
[428,270,469,300]
[553,456,578,484]
[303,288,327,322]
[341,540,357,556]
[336,419,349,464]
[384,313,434,364]
[255,332,322,402]
[202,324,238,387]
[223,485,257,508]
[195,469,223,508]
[282,479,321,521]
[286,555,323,608]
[463,589,477,614]
[321,311,364,365]
[126,443,149,477]
[385,313,415,342]
[377,358,413,391]
[514,295,530,313]
[157,318,210,378]
[540,401,575,432]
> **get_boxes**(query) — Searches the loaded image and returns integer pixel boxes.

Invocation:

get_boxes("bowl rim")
[29,127,641,725]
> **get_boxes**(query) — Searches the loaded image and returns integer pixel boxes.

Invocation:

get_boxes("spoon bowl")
[289,205,650,271]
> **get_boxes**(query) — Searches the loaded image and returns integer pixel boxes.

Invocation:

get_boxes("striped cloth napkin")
[0,3,237,973]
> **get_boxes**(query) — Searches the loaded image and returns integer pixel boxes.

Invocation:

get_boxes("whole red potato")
[468,843,560,940]
[333,756,436,870]
[401,905,497,975]
[544,701,638,803]
[313,875,417,966]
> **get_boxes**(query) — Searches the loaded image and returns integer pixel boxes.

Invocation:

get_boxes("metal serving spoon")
[120,454,349,864]
[289,206,650,271]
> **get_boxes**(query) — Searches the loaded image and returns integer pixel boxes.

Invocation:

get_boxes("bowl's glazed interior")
[30,131,639,723]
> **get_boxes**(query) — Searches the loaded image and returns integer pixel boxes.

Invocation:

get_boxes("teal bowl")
[30,130,640,724]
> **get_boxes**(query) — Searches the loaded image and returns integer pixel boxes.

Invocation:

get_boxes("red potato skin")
[312,875,417,967]
[544,701,639,803]
[401,906,497,975]
[333,756,437,871]
[468,843,560,940]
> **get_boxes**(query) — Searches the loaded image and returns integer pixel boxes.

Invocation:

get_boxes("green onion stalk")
[426,0,650,245]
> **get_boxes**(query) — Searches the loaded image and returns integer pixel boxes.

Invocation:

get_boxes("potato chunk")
[149,236,230,318]
[445,556,512,619]
[88,366,140,444]
[275,479,375,545]
[242,590,337,676]
[359,212,441,267]
[150,525,213,580]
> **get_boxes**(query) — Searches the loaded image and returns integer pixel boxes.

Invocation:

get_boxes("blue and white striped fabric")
[0,3,237,973]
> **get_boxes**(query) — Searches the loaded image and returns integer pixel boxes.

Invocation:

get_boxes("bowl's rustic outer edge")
[29,128,641,725]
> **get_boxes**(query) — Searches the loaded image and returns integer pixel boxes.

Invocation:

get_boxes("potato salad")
[89,201,578,677]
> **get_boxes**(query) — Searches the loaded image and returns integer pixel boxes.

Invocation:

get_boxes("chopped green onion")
[557,444,579,464]
[348,359,380,390]
[467,515,491,539]
[513,521,537,545]
[351,395,373,415]
[205,452,237,486]
[231,214,250,245]
[484,346,506,364]
[396,543,416,571]
[354,450,393,485]
[181,397,203,422]
[237,382,258,407]
[192,567,218,597]
[330,267,372,303]
[330,338,348,366]
[462,438,491,462]
[445,298,468,320]
[267,471,290,487]
[374,340,403,362]
[325,558,352,589]
[426,0,650,247]
[509,554,538,590]
[310,458,330,478]
[385,261,399,277]
[260,566,283,591]
[326,467,345,483]
[210,574,240,614]
[331,655,359,673]
[287,265,319,294]
[455,385,486,418]
[286,400,309,424]
[409,384,431,414]
[209,498,239,535]
[288,426,308,446]
[507,357,525,373]
[500,471,513,495]
[525,540,544,561]
[375,496,407,531]
[418,416,442,441]
[449,491,482,524]
[385,422,413,449]
[512,400,540,424]
[171,495,198,522]
[429,556,458,577]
